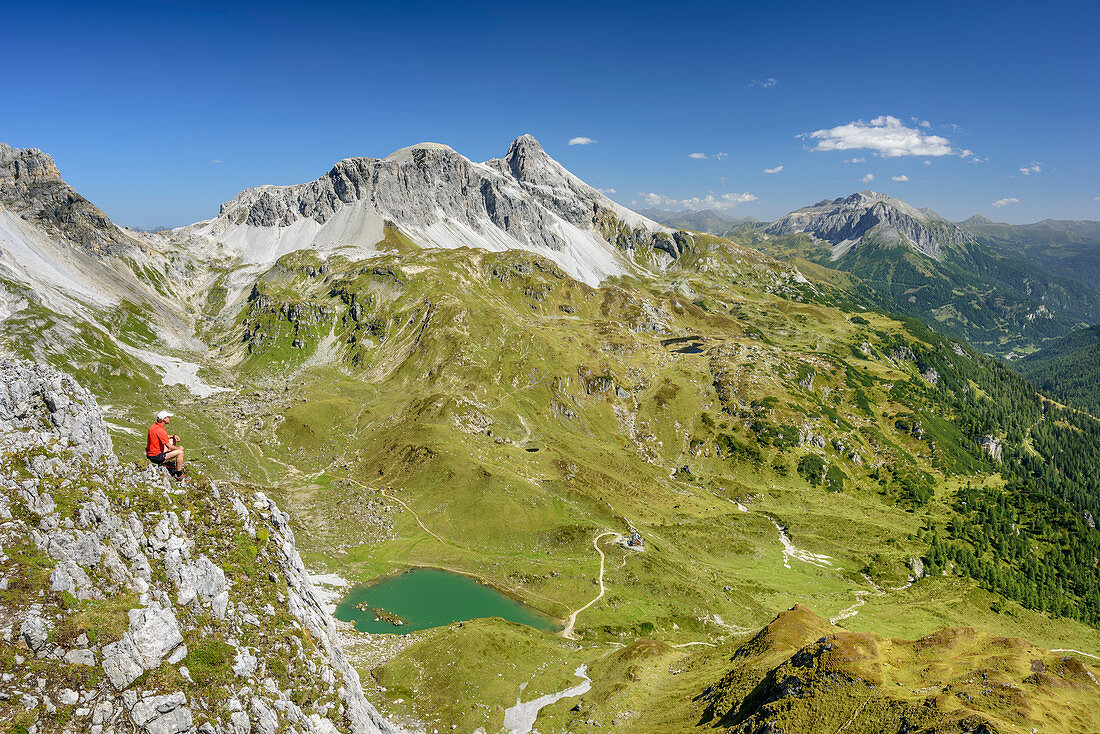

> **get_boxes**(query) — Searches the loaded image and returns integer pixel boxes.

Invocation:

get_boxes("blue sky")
[2,0,1096,227]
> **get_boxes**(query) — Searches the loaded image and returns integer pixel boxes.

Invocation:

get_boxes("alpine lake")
[334,567,558,634]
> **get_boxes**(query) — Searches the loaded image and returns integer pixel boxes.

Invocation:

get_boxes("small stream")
[766,516,833,569]
[502,665,592,734]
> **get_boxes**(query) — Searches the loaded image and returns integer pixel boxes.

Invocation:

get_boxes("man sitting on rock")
[147,409,184,480]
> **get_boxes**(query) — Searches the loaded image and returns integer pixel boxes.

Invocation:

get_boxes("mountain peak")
[500,134,555,182]
[960,213,995,226]
[508,133,545,154]
[383,141,459,163]
[847,190,890,204]
[1,143,63,183]
[0,141,131,254]
[181,134,675,286]
[765,191,974,261]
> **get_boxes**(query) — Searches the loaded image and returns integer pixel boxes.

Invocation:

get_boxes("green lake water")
[334,568,558,634]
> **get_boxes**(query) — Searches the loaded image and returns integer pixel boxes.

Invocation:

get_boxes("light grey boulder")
[130,692,194,734]
[50,559,97,600]
[233,648,258,678]
[64,648,96,666]
[229,710,251,734]
[19,607,49,651]
[101,604,185,689]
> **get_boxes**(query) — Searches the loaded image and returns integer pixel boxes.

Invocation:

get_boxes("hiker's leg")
[165,447,184,471]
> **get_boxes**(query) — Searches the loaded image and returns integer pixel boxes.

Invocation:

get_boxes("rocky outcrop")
[0,359,400,734]
[175,135,678,286]
[764,191,975,261]
[0,143,134,254]
[977,435,1003,462]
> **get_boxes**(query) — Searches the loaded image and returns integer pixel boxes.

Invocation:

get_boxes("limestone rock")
[130,692,193,734]
[101,604,184,688]
[19,607,49,651]
[0,143,135,254]
[172,135,682,288]
[764,191,975,262]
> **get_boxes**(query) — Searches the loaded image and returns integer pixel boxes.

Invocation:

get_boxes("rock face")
[0,143,134,254]
[0,358,400,734]
[764,191,975,261]
[977,435,1003,462]
[173,135,676,286]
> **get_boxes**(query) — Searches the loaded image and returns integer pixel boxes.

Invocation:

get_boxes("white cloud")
[923,160,932,165]
[689,152,708,159]
[861,173,875,183]
[920,120,931,128]
[715,152,728,160]
[637,191,757,212]
[748,77,777,88]
[597,187,617,194]
[802,115,961,157]
[763,165,783,174]
[568,136,596,146]
[892,175,909,182]
[992,197,1020,208]
[210,159,223,164]
[844,157,866,164]
[1019,161,1042,175]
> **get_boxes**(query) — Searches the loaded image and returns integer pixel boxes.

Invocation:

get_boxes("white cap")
[156,410,174,421]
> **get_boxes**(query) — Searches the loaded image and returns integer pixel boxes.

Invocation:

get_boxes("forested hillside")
[1018,325,1100,416]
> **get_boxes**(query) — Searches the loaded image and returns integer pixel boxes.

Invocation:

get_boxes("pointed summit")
[179,134,674,286]
[500,134,557,183]
[959,213,995,226]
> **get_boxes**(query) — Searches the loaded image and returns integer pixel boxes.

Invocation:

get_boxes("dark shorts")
[149,452,167,465]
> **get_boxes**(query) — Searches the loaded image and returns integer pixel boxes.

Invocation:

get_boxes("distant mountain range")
[957,215,1100,294]
[635,208,759,238]
[730,191,1097,360]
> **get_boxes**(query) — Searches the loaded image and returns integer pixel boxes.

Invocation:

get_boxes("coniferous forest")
[889,320,1100,625]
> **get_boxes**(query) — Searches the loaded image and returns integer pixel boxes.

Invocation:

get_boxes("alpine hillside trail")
[1050,648,1100,660]
[561,531,620,639]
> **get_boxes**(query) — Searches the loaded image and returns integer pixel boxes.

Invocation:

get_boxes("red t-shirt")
[147,422,171,457]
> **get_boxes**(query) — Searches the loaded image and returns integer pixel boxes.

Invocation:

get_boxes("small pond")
[334,567,558,634]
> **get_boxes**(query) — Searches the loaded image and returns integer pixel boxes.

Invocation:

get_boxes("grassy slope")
[742,229,1096,357]
[195,239,1100,730]
[7,231,1099,732]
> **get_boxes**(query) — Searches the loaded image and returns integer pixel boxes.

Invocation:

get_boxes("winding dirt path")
[561,531,619,639]
[834,696,871,733]
[1050,648,1100,660]
[378,487,454,548]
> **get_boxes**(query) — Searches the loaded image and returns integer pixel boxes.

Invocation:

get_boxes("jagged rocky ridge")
[0,144,135,255]
[0,359,398,734]
[764,191,975,261]
[170,135,685,286]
